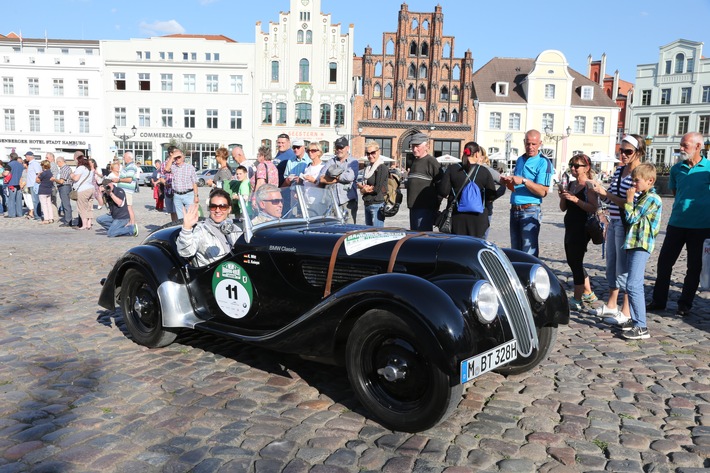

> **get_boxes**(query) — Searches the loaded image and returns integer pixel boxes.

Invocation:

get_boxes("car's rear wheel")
[495,325,557,375]
[346,310,462,432]
[120,268,177,348]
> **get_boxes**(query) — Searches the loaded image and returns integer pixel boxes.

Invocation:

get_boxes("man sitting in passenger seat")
[251,184,284,225]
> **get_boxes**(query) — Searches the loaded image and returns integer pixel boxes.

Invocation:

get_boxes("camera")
[103,185,112,193]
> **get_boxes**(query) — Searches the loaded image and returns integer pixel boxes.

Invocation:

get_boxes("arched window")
[384,83,393,98]
[373,105,381,119]
[306,30,312,44]
[451,86,459,101]
[422,20,429,30]
[440,86,449,101]
[451,109,458,122]
[276,102,287,124]
[675,53,685,74]
[439,108,448,122]
[384,106,392,118]
[443,42,451,58]
[334,104,345,126]
[410,41,417,56]
[418,84,426,100]
[261,102,272,124]
[407,84,415,99]
[420,42,429,57]
[373,83,382,98]
[299,58,310,82]
[319,104,331,126]
[441,65,450,80]
[417,107,425,121]
[386,39,394,55]
[297,30,304,44]
[384,61,394,77]
[374,61,382,77]
[419,63,427,79]
[452,65,461,80]
[406,107,414,120]
[411,19,418,30]
[408,63,416,78]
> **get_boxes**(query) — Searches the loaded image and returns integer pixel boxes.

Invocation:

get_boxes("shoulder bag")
[70,172,90,201]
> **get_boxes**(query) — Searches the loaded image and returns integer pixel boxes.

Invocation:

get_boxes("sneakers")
[617,320,634,331]
[588,305,620,317]
[569,297,583,311]
[602,311,630,326]
[622,326,650,340]
[581,292,598,304]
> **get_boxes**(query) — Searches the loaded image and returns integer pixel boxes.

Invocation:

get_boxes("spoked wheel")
[495,325,557,375]
[346,311,462,432]
[120,268,177,348]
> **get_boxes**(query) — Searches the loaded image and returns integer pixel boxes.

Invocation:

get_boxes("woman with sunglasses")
[358,140,389,227]
[176,188,242,267]
[559,154,599,311]
[590,134,645,325]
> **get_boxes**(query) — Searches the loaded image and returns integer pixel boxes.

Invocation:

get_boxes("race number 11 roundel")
[212,262,253,319]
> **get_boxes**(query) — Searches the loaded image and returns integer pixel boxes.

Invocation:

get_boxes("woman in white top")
[299,143,326,204]
[71,155,95,230]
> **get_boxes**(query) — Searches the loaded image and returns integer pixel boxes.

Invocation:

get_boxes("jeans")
[346,199,358,225]
[6,187,23,217]
[58,185,73,224]
[364,202,385,227]
[652,225,710,309]
[410,207,435,231]
[605,219,628,291]
[96,214,135,237]
[509,205,542,257]
[626,248,651,328]
[31,187,42,220]
[173,191,195,220]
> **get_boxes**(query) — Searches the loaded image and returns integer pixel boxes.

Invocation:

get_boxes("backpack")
[383,170,403,217]
[457,165,484,214]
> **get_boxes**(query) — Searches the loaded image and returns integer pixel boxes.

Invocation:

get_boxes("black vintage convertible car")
[99,186,569,432]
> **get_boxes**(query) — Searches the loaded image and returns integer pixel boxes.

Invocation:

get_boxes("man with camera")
[96,179,137,237]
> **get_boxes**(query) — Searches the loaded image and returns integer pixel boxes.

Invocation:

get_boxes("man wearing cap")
[96,179,137,237]
[25,151,43,220]
[499,129,552,257]
[282,139,311,187]
[5,153,24,218]
[275,133,295,187]
[406,133,441,231]
[321,136,359,223]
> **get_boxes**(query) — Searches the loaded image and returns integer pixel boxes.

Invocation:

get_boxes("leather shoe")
[676,305,691,317]
[646,301,666,312]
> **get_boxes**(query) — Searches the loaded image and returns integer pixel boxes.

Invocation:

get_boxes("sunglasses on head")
[620,148,635,156]
[208,203,230,210]
[264,198,283,204]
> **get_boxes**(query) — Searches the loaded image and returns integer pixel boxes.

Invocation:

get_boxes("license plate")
[460,340,518,384]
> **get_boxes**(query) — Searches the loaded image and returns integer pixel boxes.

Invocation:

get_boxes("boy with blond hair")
[620,163,663,340]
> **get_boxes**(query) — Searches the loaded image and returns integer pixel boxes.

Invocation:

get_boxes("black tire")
[346,310,463,432]
[120,268,178,348]
[495,325,557,375]
[197,178,205,187]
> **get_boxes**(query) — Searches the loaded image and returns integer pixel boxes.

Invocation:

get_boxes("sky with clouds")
[3,0,709,80]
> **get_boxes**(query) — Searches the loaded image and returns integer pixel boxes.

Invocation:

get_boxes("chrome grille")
[302,261,380,287]
[478,248,538,357]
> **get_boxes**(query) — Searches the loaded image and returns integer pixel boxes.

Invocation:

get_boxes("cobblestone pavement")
[1,186,710,473]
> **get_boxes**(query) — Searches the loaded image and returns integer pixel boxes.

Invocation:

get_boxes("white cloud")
[139,20,186,36]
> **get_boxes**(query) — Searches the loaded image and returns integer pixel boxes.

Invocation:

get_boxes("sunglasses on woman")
[570,163,587,169]
[620,148,635,156]
[208,203,230,210]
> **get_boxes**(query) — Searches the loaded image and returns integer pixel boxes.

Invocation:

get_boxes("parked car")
[196,169,219,187]
[136,165,157,187]
[98,186,569,432]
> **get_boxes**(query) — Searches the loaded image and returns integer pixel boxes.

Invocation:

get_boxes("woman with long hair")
[71,155,95,230]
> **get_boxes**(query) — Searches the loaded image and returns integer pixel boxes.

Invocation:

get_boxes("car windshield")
[239,185,342,240]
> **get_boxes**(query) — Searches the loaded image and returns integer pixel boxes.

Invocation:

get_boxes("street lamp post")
[544,126,571,171]
[111,125,137,156]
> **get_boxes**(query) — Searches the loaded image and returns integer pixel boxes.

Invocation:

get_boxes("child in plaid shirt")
[621,163,663,340]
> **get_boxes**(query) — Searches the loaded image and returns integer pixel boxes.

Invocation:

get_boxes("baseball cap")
[292,138,305,147]
[334,136,349,149]
[24,151,35,157]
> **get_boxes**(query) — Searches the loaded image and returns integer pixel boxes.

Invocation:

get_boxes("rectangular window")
[320,104,331,126]
[581,86,594,100]
[542,113,554,132]
[329,62,337,82]
[677,115,689,135]
[139,108,151,127]
[262,102,273,125]
[53,79,64,96]
[54,110,65,132]
[433,140,461,159]
[508,113,520,130]
[699,115,710,135]
[168,52,173,61]
[573,116,586,133]
[3,77,13,95]
[161,108,173,127]
[592,116,605,134]
[159,51,166,60]
[370,138,392,160]
[191,52,197,61]
[205,52,211,61]
[660,88,671,105]
[703,86,710,103]
[214,53,220,61]
[114,107,126,127]
[271,61,279,82]
[114,72,125,90]
[138,73,150,91]
[161,74,173,91]
[79,111,89,133]
[334,104,345,126]
[183,52,188,61]
[665,60,672,74]
[295,103,312,125]
[184,74,195,92]
[489,112,501,129]
[276,102,287,125]
[657,116,669,135]
[641,90,652,106]
[29,109,40,132]
[230,75,243,93]
[544,84,555,99]
[78,79,88,97]
[680,87,692,104]
[230,110,242,129]
[206,74,218,93]
[4,108,15,131]
[184,109,195,128]
[206,109,218,129]
[639,117,649,137]
[28,78,39,95]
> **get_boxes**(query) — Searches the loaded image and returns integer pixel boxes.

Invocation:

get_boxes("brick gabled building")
[353,3,476,168]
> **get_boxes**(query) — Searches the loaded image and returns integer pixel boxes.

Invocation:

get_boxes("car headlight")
[471,280,499,324]
[530,265,550,302]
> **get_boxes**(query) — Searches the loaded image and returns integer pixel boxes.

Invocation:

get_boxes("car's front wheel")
[346,310,462,432]
[120,268,177,348]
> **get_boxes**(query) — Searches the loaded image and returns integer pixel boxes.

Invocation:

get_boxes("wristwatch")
[522,178,528,185]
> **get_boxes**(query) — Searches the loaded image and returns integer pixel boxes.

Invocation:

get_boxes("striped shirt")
[623,189,662,253]
[606,166,638,220]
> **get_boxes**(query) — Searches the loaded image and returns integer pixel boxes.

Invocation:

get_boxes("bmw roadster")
[99,186,569,432]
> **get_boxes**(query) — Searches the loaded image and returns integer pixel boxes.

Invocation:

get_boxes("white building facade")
[102,35,255,170]
[254,0,354,154]
[0,35,103,162]
[629,39,710,170]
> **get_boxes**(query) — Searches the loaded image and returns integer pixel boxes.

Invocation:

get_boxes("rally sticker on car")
[344,231,406,255]
[212,262,253,319]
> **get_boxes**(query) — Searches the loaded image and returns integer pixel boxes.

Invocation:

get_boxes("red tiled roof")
[162,34,236,43]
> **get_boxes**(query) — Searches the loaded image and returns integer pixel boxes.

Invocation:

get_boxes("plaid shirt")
[623,189,662,253]
[59,164,72,186]
[169,161,197,193]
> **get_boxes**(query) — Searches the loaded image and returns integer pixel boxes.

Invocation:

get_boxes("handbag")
[70,171,90,201]
[585,211,606,245]
[435,164,477,233]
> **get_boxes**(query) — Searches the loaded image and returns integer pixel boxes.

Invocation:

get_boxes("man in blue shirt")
[274,133,295,187]
[500,129,552,257]
[282,138,311,187]
[5,153,24,218]
[648,132,710,317]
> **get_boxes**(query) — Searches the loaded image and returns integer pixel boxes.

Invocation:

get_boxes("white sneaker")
[603,311,630,326]
[588,305,619,317]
